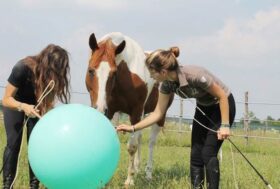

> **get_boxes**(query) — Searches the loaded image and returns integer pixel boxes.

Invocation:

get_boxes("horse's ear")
[89,33,99,51]
[144,51,151,57]
[115,40,126,55]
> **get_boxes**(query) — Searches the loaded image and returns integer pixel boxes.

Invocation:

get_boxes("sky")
[0,0,280,120]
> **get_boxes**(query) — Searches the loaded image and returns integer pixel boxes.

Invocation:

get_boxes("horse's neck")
[116,38,153,84]
[106,33,147,80]
[107,33,155,98]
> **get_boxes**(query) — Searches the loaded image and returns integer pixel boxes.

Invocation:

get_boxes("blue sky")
[0,0,280,120]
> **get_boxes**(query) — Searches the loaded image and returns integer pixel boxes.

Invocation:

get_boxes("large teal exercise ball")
[28,104,120,189]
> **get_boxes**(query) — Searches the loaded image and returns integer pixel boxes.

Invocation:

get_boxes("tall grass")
[0,120,279,188]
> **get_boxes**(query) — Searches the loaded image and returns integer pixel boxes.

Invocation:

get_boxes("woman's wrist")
[221,123,230,128]
[17,102,23,112]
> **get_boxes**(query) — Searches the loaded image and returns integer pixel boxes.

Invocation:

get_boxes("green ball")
[28,104,120,189]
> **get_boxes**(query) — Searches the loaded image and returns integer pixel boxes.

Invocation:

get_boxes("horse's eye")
[88,69,95,78]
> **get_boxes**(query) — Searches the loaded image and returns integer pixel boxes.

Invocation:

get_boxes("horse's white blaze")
[96,61,110,112]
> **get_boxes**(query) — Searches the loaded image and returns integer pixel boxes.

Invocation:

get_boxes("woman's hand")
[217,126,230,140]
[116,124,134,133]
[21,103,41,119]
[3,83,41,119]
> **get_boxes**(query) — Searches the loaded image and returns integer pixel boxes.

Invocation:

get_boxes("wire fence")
[1,86,280,140]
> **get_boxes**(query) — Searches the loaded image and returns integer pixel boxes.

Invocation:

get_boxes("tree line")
[239,111,280,127]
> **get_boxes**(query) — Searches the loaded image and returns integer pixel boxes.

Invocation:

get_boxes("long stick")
[227,138,273,189]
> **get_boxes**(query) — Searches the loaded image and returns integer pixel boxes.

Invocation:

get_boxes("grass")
[0,120,280,189]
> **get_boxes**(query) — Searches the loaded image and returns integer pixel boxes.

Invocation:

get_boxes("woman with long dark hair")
[2,44,70,189]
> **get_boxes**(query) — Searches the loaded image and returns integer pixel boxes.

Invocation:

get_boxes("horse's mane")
[101,33,145,64]
[100,32,151,84]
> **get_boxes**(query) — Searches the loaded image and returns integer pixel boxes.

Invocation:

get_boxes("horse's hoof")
[145,172,152,180]
[124,179,134,187]
[145,166,153,180]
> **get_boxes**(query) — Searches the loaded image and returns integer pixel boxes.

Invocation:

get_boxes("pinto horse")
[85,32,172,186]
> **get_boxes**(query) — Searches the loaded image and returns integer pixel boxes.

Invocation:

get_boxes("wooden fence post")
[244,91,249,145]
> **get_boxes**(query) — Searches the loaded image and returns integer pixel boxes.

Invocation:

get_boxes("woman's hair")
[32,44,70,114]
[145,47,180,72]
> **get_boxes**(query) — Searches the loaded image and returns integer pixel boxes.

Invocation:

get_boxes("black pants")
[191,93,236,167]
[2,107,39,185]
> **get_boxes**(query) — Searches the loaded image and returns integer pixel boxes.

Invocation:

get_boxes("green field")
[0,120,280,189]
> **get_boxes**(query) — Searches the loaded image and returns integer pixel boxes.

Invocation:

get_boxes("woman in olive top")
[117,47,236,189]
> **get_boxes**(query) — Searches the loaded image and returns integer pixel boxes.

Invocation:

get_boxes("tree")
[249,111,261,125]
[266,116,280,127]
[238,111,261,127]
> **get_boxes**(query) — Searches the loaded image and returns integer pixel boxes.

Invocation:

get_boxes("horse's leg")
[134,131,142,173]
[125,114,142,187]
[125,131,141,186]
[145,124,161,180]
[134,111,146,173]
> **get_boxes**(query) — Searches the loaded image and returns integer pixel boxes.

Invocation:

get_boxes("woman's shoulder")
[181,64,208,72]
[9,59,33,80]
[14,58,35,72]
[11,59,28,72]
[180,65,208,76]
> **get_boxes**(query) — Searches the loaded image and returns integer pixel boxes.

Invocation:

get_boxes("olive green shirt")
[160,65,230,106]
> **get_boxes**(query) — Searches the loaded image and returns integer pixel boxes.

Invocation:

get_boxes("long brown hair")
[145,47,180,72]
[31,44,70,114]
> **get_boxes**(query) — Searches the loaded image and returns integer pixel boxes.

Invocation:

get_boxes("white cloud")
[247,8,280,32]
[180,7,280,68]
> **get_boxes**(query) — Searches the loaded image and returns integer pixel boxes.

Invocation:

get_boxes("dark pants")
[2,107,39,188]
[190,94,236,188]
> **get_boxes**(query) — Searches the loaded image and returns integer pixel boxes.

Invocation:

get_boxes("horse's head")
[85,33,126,113]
